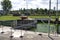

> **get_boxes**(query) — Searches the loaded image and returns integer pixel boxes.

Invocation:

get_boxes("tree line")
[19,8,60,16]
[0,0,60,16]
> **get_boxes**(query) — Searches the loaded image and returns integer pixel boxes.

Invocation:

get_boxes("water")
[0,21,60,33]
[33,23,60,33]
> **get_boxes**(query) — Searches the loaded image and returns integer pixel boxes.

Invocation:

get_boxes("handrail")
[48,35,54,40]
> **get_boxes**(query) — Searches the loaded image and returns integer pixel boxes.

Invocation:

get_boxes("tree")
[23,8,25,14]
[1,0,12,15]
[30,8,33,14]
[40,8,44,15]
[44,9,48,15]
[36,8,39,14]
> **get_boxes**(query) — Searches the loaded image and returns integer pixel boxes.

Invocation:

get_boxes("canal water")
[32,23,60,33]
[0,21,60,33]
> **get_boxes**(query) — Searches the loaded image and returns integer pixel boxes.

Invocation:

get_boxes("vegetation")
[0,16,20,20]
[0,0,60,16]
[19,8,60,16]
[0,0,60,33]
[1,0,12,15]
[0,15,60,21]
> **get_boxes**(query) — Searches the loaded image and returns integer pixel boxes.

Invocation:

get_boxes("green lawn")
[0,15,60,21]
[0,16,50,21]
[0,16,20,21]
[29,16,57,18]
[29,16,49,18]
[29,16,60,21]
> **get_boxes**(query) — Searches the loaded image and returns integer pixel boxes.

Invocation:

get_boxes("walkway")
[0,26,60,40]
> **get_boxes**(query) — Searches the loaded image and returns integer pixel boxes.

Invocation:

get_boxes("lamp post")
[56,0,59,34]
[24,0,29,16]
[56,0,58,18]
[48,0,51,36]
[25,0,28,9]
[53,7,55,15]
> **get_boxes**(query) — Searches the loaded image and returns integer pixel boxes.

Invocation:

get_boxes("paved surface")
[0,32,60,40]
[0,26,60,40]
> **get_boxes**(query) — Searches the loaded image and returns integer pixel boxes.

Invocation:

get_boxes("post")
[56,0,58,18]
[24,0,29,16]
[1,21,4,34]
[48,0,51,36]
[20,20,23,40]
[56,0,59,34]
[53,7,55,15]
[10,21,13,39]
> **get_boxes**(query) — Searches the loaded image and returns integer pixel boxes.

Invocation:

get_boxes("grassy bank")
[0,16,20,21]
[0,15,60,21]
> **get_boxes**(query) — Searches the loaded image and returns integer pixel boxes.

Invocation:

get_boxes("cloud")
[0,0,60,10]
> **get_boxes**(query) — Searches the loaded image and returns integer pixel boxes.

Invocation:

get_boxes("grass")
[29,15,59,18]
[0,15,50,21]
[29,16,49,18]
[0,16,20,21]
[0,15,60,21]
[29,16,60,21]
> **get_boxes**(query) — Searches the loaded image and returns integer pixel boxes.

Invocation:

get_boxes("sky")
[0,0,60,10]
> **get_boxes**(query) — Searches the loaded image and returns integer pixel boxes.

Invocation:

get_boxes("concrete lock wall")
[14,20,37,29]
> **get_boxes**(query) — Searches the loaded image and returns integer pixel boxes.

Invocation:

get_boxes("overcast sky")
[0,0,60,10]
